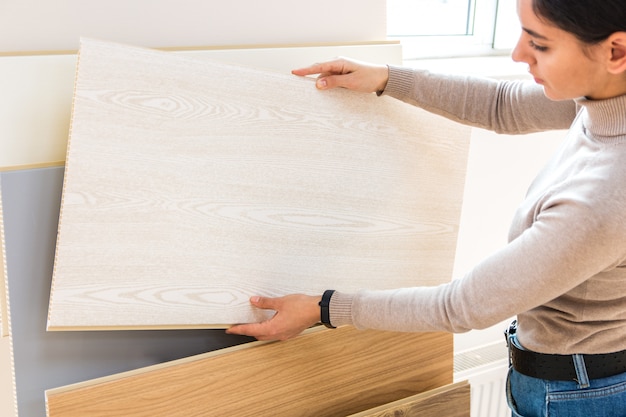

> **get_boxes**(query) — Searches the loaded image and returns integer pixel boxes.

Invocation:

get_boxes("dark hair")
[532,0,626,44]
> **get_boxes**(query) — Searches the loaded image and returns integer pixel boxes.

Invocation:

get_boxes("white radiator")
[454,341,510,417]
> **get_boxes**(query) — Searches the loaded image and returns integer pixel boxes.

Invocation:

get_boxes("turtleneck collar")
[575,94,626,144]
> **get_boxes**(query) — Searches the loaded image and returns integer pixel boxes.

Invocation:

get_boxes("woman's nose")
[511,35,534,65]
[511,38,526,63]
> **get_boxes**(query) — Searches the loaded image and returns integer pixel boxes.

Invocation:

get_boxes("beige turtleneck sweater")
[329,66,626,355]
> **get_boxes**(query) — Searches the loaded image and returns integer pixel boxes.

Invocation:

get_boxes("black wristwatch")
[319,289,336,329]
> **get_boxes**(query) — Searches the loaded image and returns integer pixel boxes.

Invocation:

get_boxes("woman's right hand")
[292,57,389,94]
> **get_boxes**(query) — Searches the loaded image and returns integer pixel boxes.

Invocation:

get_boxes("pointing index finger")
[291,60,349,77]
[291,63,325,77]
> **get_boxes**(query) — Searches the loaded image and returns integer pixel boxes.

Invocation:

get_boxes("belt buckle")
[504,319,518,347]
[504,320,518,367]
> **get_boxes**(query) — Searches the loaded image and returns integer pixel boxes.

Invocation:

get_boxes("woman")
[228,0,626,415]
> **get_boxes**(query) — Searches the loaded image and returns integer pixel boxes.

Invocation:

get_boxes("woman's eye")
[529,40,548,52]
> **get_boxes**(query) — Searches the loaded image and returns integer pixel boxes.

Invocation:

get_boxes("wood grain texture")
[46,327,453,417]
[0,44,401,170]
[348,380,470,417]
[48,38,471,329]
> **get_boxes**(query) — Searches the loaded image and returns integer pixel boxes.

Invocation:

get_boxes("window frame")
[388,0,517,60]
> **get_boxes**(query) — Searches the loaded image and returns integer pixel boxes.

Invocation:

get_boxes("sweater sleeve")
[329,138,626,341]
[328,79,626,351]
[382,65,578,134]
[329,187,626,334]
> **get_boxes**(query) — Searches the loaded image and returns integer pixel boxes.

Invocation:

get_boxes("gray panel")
[1,167,252,417]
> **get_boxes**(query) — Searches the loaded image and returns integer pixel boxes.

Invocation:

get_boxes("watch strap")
[318,290,336,329]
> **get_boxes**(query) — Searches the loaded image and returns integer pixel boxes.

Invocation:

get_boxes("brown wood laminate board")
[48,38,471,329]
[46,327,452,417]
[348,380,470,417]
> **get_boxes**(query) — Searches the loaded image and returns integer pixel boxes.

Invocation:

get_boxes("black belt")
[505,321,626,381]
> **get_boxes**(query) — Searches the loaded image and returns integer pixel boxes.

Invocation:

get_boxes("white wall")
[0,0,387,53]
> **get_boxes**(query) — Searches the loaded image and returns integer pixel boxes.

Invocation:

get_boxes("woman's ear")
[607,32,626,74]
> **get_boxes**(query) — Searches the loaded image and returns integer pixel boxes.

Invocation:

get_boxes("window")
[387,0,519,59]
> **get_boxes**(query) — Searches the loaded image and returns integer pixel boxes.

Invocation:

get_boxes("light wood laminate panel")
[48,38,470,329]
[0,43,401,171]
[348,380,470,417]
[46,328,452,417]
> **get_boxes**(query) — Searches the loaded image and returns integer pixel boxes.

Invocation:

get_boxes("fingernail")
[316,79,327,89]
[251,296,260,303]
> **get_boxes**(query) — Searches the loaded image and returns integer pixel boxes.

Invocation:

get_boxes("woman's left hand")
[226,294,322,341]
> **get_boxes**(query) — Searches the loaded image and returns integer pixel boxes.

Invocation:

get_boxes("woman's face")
[512,0,617,100]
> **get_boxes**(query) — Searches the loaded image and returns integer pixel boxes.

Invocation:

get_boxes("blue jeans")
[506,366,626,417]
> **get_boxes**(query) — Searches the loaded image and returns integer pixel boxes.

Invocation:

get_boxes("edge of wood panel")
[0,40,400,58]
[45,41,80,332]
[0,180,18,417]
[43,338,270,395]
[47,323,231,331]
[0,161,65,173]
[0,180,9,337]
[45,326,325,395]
[0,338,17,417]
[347,380,470,417]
